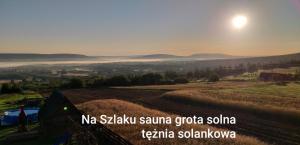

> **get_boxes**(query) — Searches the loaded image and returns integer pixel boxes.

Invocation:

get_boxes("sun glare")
[232,15,248,29]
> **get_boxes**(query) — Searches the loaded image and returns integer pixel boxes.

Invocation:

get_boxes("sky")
[0,0,300,56]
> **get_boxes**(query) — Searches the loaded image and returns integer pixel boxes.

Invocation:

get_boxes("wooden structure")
[39,90,132,145]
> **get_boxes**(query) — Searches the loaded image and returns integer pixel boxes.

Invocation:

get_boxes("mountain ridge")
[131,53,239,59]
[0,53,238,60]
[0,52,299,62]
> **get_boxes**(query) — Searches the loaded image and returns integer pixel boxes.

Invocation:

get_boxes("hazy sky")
[0,0,300,56]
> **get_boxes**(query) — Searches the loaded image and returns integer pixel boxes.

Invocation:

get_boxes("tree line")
[0,82,22,94]
[2,60,300,92]
[63,72,190,89]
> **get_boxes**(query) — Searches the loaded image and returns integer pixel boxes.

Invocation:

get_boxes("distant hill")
[131,54,182,59]
[84,52,300,74]
[131,53,239,59]
[1,52,299,65]
[188,53,237,58]
[131,52,300,63]
[0,53,94,61]
[238,52,300,63]
[164,52,300,71]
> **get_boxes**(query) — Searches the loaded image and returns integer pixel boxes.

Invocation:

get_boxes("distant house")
[259,72,294,82]
[25,77,33,82]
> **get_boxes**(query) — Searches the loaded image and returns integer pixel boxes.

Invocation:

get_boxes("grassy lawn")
[0,123,55,145]
[0,93,43,113]
[0,92,51,145]
[0,126,18,140]
[0,124,39,141]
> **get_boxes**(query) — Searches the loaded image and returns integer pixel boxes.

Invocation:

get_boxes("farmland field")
[64,81,300,145]
[77,99,266,145]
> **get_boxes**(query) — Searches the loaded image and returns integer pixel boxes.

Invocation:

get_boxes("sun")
[232,15,248,29]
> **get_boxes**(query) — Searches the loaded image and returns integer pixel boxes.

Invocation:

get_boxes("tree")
[140,73,163,85]
[164,71,178,80]
[208,73,220,82]
[247,63,258,73]
[174,78,189,84]
[0,83,22,94]
[104,75,130,86]
[295,69,300,81]
[1,83,11,94]
[186,71,194,80]
[49,79,62,88]
[193,69,201,79]
[11,83,22,93]
[92,78,105,87]
[68,78,84,88]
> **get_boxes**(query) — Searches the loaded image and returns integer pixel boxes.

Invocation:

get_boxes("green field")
[0,93,42,113]
[0,123,54,145]
[0,124,39,141]
[0,93,49,145]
